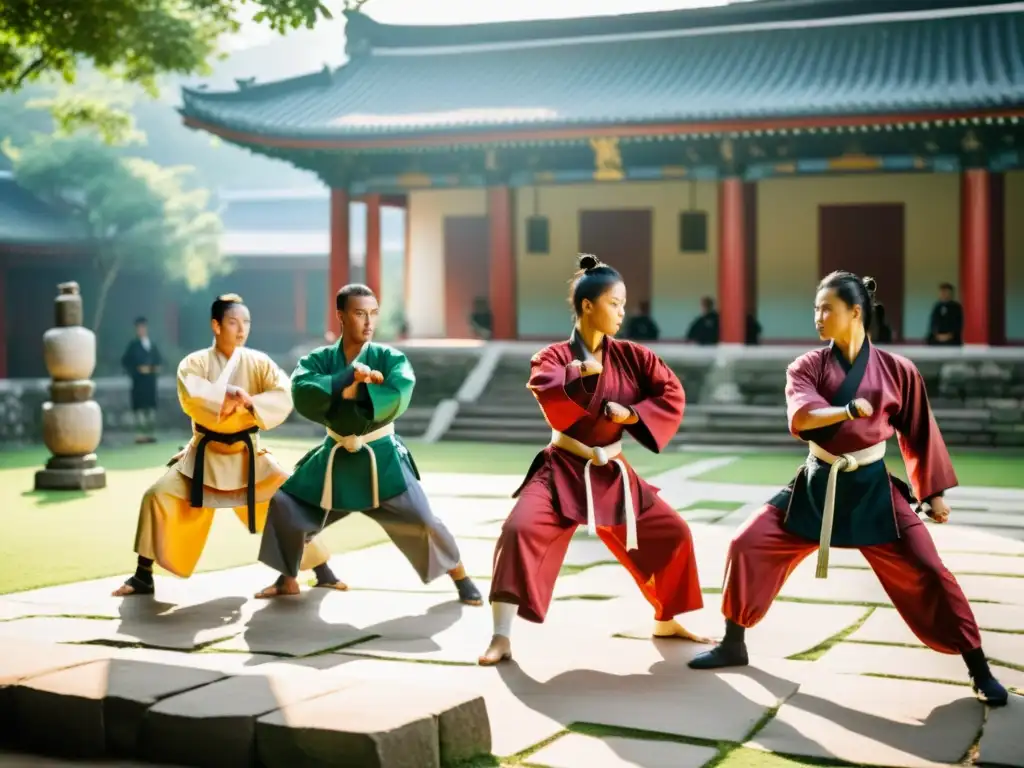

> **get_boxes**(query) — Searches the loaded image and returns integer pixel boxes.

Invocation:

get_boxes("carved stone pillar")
[35,282,107,490]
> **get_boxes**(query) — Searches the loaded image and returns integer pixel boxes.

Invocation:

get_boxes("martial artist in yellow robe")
[112,294,338,596]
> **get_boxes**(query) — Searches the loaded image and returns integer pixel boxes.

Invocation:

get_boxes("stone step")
[1,640,492,768]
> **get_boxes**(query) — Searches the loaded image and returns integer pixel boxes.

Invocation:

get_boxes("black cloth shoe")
[972,674,1009,707]
[688,641,749,670]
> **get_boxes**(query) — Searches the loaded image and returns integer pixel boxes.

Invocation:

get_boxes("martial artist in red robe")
[690,271,1008,707]
[479,253,707,666]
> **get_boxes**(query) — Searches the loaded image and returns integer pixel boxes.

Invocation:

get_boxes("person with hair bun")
[689,271,1008,707]
[113,293,339,597]
[479,254,707,665]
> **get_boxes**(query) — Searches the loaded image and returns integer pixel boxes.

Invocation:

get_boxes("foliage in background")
[0,0,337,94]
[3,95,227,335]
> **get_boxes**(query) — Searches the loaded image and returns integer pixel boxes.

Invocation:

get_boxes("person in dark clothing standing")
[121,316,162,443]
[746,314,762,346]
[624,300,660,341]
[686,297,719,346]
[872,303,894,344]
[926,283,963,346]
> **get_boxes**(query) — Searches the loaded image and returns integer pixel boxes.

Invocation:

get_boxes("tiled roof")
[0,178,90,246]
[180,5,1024,141]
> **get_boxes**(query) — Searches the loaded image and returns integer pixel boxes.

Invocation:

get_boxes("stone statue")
[35,282,107,490]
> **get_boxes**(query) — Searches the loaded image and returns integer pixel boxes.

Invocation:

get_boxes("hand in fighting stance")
[849,398,873,418]
[604,401,639,425]
[342,362,384,400]
[927,496,951,524]
[219,386,253,420]
[568,359,603,377]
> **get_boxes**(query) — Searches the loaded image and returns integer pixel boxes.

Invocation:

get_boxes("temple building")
[177,0,1024,346]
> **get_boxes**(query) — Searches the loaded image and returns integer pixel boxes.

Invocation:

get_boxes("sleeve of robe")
[892,358,958,502]
[291,348,356,426]
[359,347,416,426]
[624,344,684,453]
[176,354,221,428]
[527,347,590,433]
[247,355,293,431]
[785,352,832,438]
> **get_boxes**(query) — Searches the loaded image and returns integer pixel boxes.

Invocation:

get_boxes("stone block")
[257,681,490,768]
[141,667,351,768]
[12,658,225,759]
[0,640,113,748]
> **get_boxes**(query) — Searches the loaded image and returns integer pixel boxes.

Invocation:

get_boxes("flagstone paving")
[1,465,1023,767]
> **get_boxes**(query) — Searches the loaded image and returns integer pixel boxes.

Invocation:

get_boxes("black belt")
[190,425,260,533]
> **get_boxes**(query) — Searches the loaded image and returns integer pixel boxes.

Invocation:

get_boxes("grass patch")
[558,560,618,577]
[787,608,876,661]
[0,437,707,595]
[691,444,1024,488]
[679,500,747,513]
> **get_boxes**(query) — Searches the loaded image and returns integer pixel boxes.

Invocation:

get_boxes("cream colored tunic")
[133,345,329,578]
[171,345,293,494]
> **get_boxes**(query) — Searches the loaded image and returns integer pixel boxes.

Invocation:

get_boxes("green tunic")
[279,341,420,512]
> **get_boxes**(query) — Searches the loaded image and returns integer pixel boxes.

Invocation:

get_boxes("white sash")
[320,423,396,513]
[550,430,637,551]
[809,440,887,579]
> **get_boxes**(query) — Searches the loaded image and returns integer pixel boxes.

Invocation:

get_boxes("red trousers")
[723,504,982,654]
[489,479,703,623]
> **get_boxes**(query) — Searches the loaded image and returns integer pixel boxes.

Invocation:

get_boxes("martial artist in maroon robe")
[480,254,706,666]
[690,271,1008,707]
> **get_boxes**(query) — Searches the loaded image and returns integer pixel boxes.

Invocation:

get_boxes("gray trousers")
[258,463,461,583]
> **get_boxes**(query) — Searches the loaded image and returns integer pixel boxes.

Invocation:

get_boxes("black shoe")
[688,641,749,670]
[972,674,1009,707]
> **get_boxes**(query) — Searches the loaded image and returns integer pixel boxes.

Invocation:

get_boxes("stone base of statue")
[35,453,107,491]
[35,281,107,492]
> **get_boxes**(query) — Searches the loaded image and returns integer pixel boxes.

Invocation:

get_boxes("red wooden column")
[163,298,179,347]
[365,193,382,299]
[718,177,747,344]
[293,270,307,336]
[488,185,516,340]
[960,169,991,345]
[328,188,351,338]
[0,266,7,378]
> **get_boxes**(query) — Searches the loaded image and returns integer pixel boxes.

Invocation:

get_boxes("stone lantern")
[34,282,107,490]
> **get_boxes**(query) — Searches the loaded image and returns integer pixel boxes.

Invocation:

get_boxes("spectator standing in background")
[121,316,162,444]
[686,297,719,346]
[926,283,963,346]
[624,300,660,341]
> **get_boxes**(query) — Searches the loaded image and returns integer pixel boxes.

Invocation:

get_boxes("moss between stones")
[787,608,875,661]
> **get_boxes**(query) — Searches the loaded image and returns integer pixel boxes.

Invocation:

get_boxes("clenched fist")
[568,359,602,377]
[604,401,638,425]
[352,362,384,385]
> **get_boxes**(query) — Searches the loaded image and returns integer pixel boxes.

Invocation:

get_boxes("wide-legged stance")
[723,503,981,654]
[137,466,330,579]
[259,461,461,584]
[490,477,703,624]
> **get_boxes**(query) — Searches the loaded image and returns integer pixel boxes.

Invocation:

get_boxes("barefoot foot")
[313,579,350,591]
[478,634,512,666]
[254,577,300,599]
[112,575,154,597]
[652,619,713,644]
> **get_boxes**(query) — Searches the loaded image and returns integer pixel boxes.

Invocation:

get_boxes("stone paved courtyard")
[1,457,1023,767]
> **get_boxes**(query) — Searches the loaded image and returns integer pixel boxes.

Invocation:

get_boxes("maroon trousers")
[489,479,704,623]
[723,503,982,654]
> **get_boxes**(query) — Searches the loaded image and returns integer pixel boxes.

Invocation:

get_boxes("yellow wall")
[514,181,719,337]
[757,174,960,341]
[1006,171,1024,341]
[407,188,487,337]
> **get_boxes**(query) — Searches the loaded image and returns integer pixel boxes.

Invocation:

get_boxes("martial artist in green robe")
[255,284,482,605]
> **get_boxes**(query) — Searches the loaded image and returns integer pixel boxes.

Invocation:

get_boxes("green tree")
[4,125,227,335]
[0,0,339,93]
